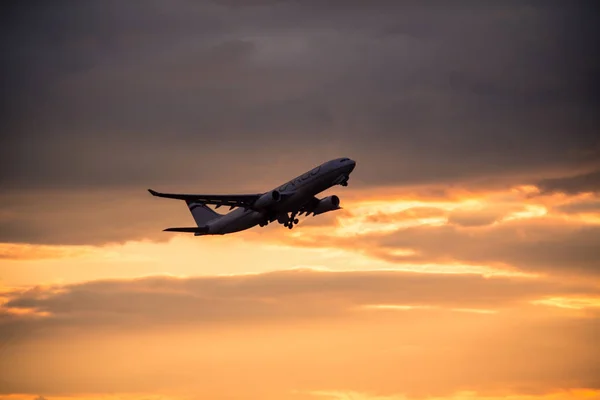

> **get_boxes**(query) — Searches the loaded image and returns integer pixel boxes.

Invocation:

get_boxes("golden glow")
[563,213,600,224]
[357,305,497,314]
[3,390,599,400]
[532,297,600,310]
[511,185,542,195]
[451,308,498,314]
[0,242,95,260]
[0,395,188,400]
[1,185,599,399]
[306,389,600,400]
[332,199,453,235]
[500,204,548,222]
[386,248,418,257]
[1,238,532,288]
[1,306,51,317]
[358,304,434,311]
[1,185,595,287]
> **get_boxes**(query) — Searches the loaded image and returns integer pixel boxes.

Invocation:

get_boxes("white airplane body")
[149,157,357,235]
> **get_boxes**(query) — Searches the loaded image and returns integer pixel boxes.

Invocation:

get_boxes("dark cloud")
[0,189,192,245]
[380,220,600,276]
[2,0,599,193]
[537,169,600,195]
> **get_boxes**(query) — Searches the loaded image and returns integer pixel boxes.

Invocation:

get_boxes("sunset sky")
[1,1,600,400]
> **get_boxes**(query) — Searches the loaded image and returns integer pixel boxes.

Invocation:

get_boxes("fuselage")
[206,157,356,234]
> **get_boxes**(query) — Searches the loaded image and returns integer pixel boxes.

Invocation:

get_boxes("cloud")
[305,390,600,400]
[1,269,598,336]
[2,181,598,253]
[2,3,599,398]
[365,207,447,224]
[284,216,600,278]
[2,1,599,193]
[554,198,600,214]
[1,1,599,247]
[537,169,600,195]
[381,220,600,277]
[0,243,93,260]
[0,189,189,245]
[447,205,523,227]
[1,270,599,397]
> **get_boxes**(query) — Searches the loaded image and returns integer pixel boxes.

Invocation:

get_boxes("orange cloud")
[1,273,598,398]
[1,183,599,400]
[305,389,600,400]
[0,243,93,260]
[1,183,598,400]
[5,390,600,400]
[4,270,596,329]
[252,188,600,279]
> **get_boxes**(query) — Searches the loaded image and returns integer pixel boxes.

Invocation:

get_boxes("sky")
[1,1,600,399]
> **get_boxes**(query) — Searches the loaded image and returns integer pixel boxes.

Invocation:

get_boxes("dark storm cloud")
[2,0,599,192]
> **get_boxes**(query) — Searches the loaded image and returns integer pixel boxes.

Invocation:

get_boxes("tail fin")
[186,200,222,226]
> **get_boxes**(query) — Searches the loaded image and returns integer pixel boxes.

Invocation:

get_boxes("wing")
[148,189,261,210]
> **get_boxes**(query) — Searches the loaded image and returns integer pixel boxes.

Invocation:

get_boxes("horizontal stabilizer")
[163,226,210,234]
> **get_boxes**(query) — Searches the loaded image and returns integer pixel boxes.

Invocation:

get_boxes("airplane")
[148,157,357,236]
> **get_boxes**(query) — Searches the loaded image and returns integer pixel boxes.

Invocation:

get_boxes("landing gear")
[283,212,299,229]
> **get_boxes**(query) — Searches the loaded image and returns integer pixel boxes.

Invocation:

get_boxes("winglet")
[147,189,195,201]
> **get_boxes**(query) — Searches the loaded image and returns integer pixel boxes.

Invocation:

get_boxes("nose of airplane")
[348,159,356,172]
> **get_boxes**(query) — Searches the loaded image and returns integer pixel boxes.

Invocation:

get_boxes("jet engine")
[312,195,341,216]
[253,190,283,209]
